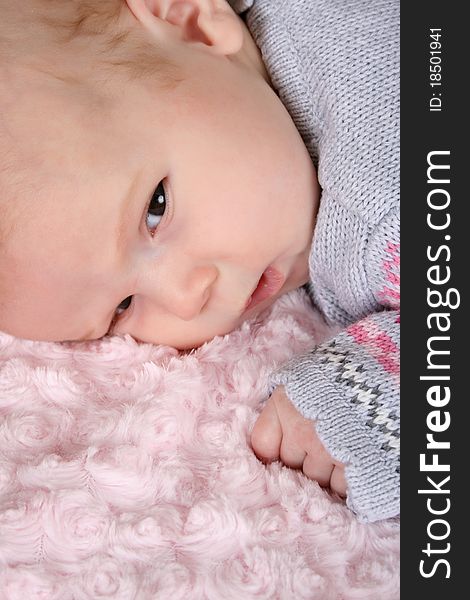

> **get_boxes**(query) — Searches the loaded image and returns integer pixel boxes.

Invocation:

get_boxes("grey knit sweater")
[229,0,400,522]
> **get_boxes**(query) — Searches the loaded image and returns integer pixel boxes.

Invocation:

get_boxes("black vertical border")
[401,1,466,595]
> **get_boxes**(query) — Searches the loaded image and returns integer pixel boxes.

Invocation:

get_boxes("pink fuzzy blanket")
[0,289,399,599]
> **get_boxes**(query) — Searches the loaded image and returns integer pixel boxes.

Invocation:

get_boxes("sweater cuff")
[268,350,400,523]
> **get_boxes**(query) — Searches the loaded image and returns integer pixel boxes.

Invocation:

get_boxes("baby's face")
[1,13,319,349]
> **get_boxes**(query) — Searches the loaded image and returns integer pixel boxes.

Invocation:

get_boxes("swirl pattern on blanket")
[0,289,399,599]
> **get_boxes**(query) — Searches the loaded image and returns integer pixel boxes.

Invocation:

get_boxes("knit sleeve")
[268,212,400,523]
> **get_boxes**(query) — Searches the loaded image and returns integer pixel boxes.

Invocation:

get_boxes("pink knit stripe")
[348,321,400,375]
[379,240,400,309]
[386,241,400,255]
[377,287,400,309]
[386,271,400,286]
[383,243,400,269]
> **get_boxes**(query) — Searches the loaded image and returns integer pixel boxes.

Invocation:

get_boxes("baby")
[0,0,399,522]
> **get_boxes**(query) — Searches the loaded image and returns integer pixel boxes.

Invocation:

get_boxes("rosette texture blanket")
[0,290,399,599]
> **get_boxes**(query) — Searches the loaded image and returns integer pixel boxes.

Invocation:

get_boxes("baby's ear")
[125,0,244,55]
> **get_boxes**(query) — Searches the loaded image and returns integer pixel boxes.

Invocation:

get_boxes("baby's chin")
[130,318,245,351]
[129,293,285,350]
[187,294,283,350]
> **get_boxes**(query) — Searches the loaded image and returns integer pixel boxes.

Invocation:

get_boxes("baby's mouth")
[244,266,285,312]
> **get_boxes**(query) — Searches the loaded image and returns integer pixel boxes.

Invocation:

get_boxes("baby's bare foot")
[251,386,347,496]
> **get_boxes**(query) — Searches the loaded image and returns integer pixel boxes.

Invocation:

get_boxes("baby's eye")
[108,296,133,333]
[146,180,167,236]
[115,295,132,317]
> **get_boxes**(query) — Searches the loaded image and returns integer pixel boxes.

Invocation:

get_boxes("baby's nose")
[156,264,219,321]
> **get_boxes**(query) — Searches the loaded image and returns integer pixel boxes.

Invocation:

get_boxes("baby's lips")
[245,266,285,311]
